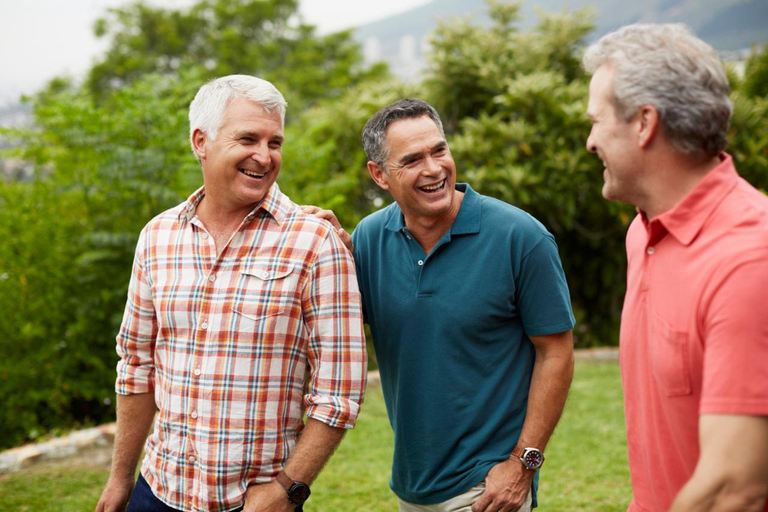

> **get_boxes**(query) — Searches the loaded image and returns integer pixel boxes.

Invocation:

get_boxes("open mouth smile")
[418,179,446,193]
[239,167,267,179]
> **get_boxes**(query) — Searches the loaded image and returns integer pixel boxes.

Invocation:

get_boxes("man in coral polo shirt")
[583,24,768,511]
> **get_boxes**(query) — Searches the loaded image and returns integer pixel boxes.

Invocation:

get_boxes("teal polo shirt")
[352,183,575,506]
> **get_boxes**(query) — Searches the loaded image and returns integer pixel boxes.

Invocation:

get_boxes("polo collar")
[177,183,287,226]
[383,182,482,236]
[450,183,482,235]
[650,153,739,246]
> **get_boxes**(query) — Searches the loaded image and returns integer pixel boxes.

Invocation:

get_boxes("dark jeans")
[127,475,185,512]
[127,473,303,511]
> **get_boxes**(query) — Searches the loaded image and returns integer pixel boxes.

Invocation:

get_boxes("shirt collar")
[177,183,288,226]
[178,186,206,222]
[383,182,482,236]
[450,183,482,235]
[648,153,739,246]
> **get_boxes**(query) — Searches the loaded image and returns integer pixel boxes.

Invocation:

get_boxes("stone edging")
[0,348,616,475]
[0,423,116,474]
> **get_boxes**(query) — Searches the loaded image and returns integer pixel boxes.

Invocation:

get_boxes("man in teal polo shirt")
[307,98,575,511]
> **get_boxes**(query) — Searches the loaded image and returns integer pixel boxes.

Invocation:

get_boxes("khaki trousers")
[398,482,533,512]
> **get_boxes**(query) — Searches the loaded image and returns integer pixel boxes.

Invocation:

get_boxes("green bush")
[0,0,765,449]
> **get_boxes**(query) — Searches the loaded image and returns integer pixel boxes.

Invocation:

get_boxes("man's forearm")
[470,332,574,512]
[109,392,157,482]
[283,417,346,483]
[517,331,575,450]
[668,415,768,512]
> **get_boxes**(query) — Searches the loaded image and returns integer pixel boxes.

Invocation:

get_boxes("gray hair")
[188,75,287,159]
[362,98,445,174]
[582,23,732,158]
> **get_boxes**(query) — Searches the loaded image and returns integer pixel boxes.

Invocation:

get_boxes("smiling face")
[586,65,644,205]
[369,115,458,224]
[193,97,284,214]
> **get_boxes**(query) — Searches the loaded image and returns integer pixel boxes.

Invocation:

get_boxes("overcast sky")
[0,0,431,105]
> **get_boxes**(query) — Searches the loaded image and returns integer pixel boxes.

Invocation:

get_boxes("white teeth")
[420,180,445,192]
[240,168,265,178]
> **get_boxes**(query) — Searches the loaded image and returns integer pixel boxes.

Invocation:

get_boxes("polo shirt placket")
[400,228,454,298]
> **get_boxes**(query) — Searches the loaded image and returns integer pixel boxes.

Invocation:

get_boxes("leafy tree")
[87,0,385,111]
[0,72,203,448]
[423,1,593,132]
[421,2,630,345]
[729,45,768,188]
[2,0,766,449]
[418,1,768,345]
[0,179,86,447]
[280,79,418,228]
[0,0,388,449]
[740,43,768,99]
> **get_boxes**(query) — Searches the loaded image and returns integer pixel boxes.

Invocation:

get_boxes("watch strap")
[275,470,294,491]
[511,444,544,470]
[510,445,526,459]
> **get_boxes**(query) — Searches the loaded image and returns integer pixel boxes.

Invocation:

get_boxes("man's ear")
[191,128,208,160]
[368,161,389,190]
[637,105,660,149]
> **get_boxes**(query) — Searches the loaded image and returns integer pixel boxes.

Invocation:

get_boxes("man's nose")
[586,128,597,154]
[250,143,271,165]
[423,155,441,174]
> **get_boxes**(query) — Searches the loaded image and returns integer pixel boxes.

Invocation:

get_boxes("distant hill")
[355,0,768,78]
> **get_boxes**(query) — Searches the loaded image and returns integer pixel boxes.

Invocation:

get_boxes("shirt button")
[194,368,201,376]
[202,233,209,239]
[418,260,424,266]
[191,411,198,419]
[208,274,216,282]
[189,456,196,463]
[201,322,208,330]
[647,247,655,255]
[262,271,270,279]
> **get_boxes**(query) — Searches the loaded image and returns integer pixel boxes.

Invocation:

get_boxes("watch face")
[523,449,543,469]
[289,482,311,504]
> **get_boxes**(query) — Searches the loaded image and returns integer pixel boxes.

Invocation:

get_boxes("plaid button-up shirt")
[116,184,367,512]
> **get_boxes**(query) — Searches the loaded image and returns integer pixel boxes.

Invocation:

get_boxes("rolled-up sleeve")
[115,229,157,395]
[302,230,367,429]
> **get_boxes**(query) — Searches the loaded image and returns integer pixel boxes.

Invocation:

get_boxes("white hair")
[583,23,732,158]
[188,75,287,159]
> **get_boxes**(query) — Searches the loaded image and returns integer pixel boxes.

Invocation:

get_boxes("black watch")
[275,470,311,505]
[511,445,545,471]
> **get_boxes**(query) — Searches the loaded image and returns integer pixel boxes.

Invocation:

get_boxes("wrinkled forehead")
[221,97,283,130]
[387,116,444,148]
[587,65,617,114]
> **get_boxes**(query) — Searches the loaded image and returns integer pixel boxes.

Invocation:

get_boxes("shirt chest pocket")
[649,313,693,397]
[233,263,298,322]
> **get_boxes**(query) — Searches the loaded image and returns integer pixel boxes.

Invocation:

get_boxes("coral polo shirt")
[620,154,768,512]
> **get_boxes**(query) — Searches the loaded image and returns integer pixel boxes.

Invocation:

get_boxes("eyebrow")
[397,141,447,165]
[233,130,284,142]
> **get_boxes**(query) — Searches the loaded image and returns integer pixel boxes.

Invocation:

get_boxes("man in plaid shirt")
[95,75,367,512]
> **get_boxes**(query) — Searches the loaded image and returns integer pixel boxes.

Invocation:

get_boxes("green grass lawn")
[0,360,630,511]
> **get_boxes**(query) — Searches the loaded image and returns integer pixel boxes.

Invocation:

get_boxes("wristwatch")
[275,470,311,505]
[511,445,545,471]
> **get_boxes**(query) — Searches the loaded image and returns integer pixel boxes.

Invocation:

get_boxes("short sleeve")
[701,252,768,416]
[515,235,576,337]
